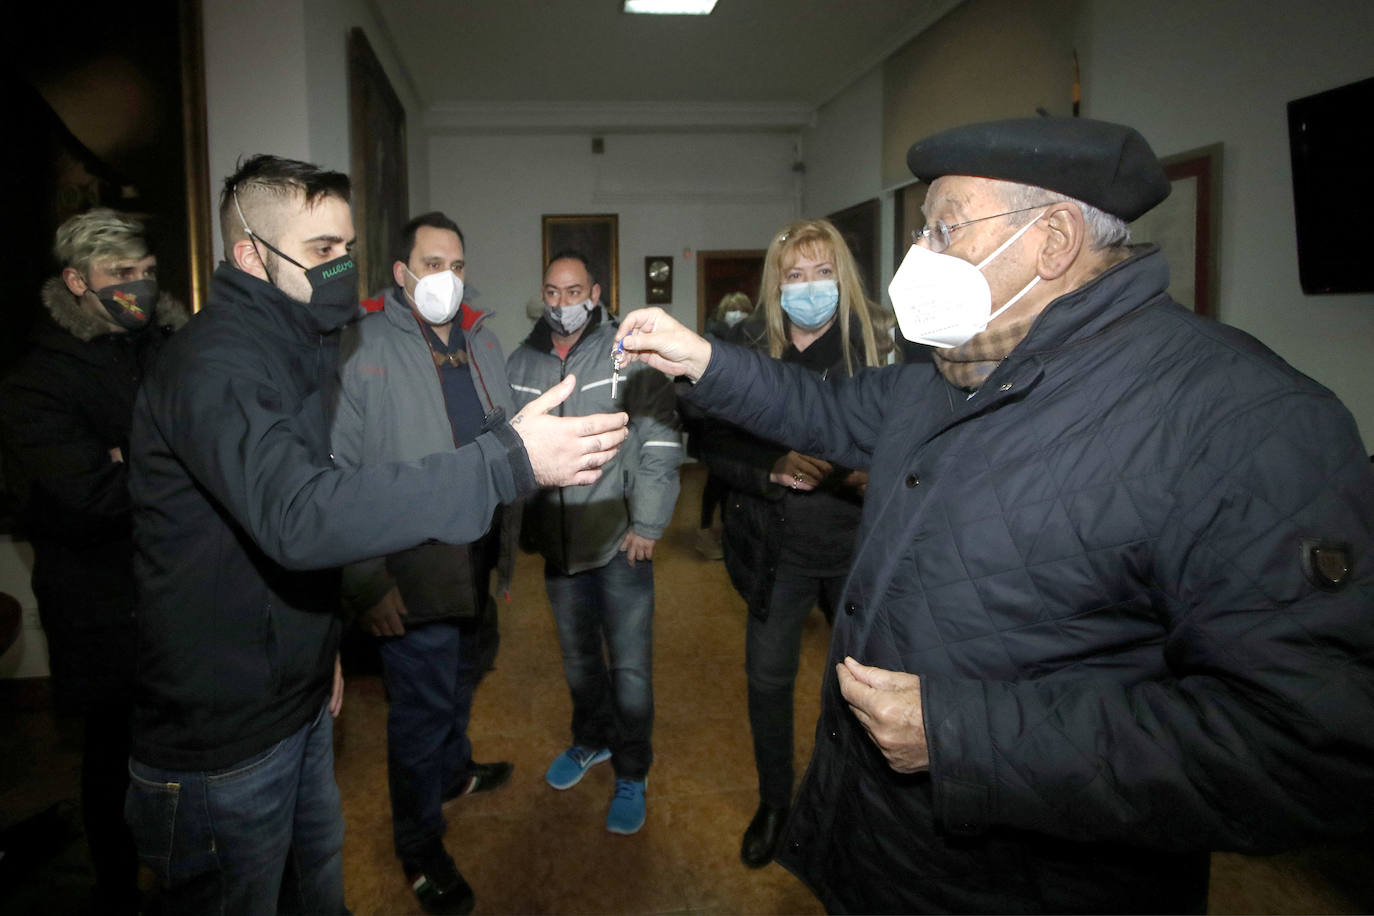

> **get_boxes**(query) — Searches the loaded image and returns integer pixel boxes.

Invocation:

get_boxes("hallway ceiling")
[373,0,959,108]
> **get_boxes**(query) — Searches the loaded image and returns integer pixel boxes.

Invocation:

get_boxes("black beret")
[905,117,1171,221]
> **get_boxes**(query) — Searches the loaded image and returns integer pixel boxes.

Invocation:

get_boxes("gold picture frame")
[541,214,619,315]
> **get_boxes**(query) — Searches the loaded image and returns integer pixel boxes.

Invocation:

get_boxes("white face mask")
[405,267,463,325]
[888,212,1045,348]
[722,310,748,327]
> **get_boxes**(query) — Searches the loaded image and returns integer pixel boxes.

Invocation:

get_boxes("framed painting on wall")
[1129,143,1222,318]
[348,27,409,301]
[541,214,619,315]
[827,197,881,301]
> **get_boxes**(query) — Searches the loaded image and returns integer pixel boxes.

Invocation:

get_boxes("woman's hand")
[770,451,832,492]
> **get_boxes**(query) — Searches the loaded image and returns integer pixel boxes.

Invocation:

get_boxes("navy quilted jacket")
[685,247,1374,913]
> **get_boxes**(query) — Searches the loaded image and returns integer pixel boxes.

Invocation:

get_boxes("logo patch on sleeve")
[1300,538,1353,592]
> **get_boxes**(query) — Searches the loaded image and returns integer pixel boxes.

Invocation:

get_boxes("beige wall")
[881,0,1080,188]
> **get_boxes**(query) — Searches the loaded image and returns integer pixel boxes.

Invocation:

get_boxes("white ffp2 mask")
[406,267,463,325]
[888,212,1044,348]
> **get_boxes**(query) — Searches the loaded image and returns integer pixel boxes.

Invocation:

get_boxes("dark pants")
[379,613,494,865]
[746,569,843,809]
[544,552,655,779]
[125,701,346,915]
[83,702,139,912]
[699,472,727,529]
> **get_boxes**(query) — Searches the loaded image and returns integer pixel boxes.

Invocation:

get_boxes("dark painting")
[348,28,409,300]
[4,0,210,373]
[542,215,620,314]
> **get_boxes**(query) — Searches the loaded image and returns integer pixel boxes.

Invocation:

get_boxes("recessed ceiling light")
[623,0,718,14]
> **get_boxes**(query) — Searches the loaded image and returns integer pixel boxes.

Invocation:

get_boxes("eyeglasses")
[911,205,1048,254]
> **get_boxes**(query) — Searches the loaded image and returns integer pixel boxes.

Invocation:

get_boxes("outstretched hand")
[614,307,713,382]
[837,656,929,773]
[512,375,629,487]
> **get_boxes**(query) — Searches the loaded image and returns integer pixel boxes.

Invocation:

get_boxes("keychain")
[610,341,625,399]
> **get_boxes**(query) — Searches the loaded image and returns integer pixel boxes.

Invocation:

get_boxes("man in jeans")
[507,251,681,835]
[124,156,629,915]
[334,210,518,914]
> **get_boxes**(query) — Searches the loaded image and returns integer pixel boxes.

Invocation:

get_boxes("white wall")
[804,68,884,219]
[802,67,897,305]
[427,131,799,353]
[0,538,47,678]
[1076,0,1374,447]
[202,0,429,259]
[303,0,430,210]
[203,0,312,260]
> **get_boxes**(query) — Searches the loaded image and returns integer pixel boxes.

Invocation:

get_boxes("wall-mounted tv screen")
[1287,76,1374,295]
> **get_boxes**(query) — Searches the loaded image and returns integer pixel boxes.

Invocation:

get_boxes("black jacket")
[697,316,863,618]
[130,263,537,771]
[685,248,1374,913]
[0,278,186,712]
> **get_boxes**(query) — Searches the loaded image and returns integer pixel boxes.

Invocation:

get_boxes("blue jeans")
[746,569,843,809]
[379,616,491,865]
[123,702,346,915]
[544,551,655,778]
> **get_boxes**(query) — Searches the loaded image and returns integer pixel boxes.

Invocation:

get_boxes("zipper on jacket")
[557,353,569,567]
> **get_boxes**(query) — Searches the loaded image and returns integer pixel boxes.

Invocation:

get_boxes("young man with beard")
[124,156,628,915]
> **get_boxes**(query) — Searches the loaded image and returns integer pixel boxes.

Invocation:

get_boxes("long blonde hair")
[758,219,894,375]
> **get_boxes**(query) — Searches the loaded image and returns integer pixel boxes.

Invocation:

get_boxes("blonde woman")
[696,219,894,867]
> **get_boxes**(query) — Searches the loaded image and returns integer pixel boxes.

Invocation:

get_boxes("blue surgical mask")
[780,280,839,330]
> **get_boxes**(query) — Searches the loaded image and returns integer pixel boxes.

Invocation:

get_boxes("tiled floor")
[2,464,1372,914]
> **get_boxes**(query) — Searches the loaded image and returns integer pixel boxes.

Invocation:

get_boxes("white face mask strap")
[232,188,255,238]
[986,275,1041,324]
[974,208,1047,271]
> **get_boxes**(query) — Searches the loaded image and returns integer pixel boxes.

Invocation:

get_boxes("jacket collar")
[782,315,848,375]
[207,261,331,344]
[380,285,488,336]
[1017,244,1171,356]
[522,305,607,357]
[920,245,1171,441]
[40,275,190,343]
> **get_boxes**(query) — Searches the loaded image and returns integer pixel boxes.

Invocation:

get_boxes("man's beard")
[267,251,313,303]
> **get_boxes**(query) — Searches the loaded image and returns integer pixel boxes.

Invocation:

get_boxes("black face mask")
[232,188,358,333]
[252,234,359,334]
[89,278,157,331]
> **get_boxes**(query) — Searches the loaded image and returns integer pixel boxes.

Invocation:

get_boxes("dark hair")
[218,155,350,256]
[545,248,595,284]
[220,154,350,213]
[396,211,465,264]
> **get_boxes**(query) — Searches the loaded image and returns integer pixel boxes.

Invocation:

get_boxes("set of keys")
[610,341,626,399]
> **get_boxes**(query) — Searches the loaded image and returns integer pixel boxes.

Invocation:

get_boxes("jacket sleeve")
[924,391,1374,853]
[685,339,893,472]
[329,337,394,617]
[0,371,130,545]
[505,349,542,412]
[696,412,787,500]
[624,364,682,541]
[149,352,538,571]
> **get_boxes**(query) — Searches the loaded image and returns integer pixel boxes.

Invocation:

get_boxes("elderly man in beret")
[614,117,1374,913]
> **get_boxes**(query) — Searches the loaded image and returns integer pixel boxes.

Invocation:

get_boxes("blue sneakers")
[545,745,611,790]
[605,777,647,835]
